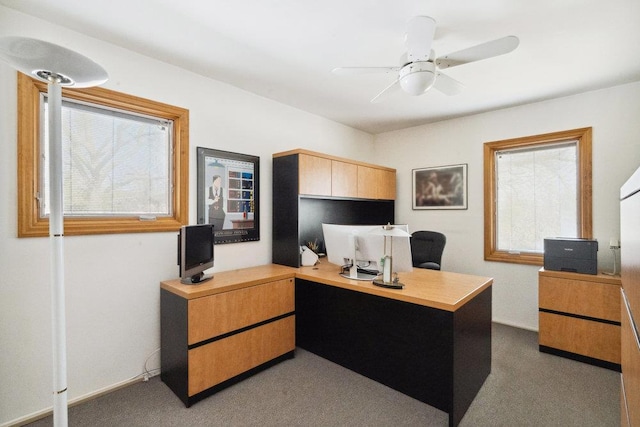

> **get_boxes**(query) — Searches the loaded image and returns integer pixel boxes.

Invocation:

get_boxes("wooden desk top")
[296,261,492,311]
[161,264,297,299]
[161,262,493,312]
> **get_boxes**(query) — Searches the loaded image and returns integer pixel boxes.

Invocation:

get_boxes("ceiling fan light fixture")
[399,62,435,96]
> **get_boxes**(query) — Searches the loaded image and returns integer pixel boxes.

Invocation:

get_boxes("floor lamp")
[0,37,108,426]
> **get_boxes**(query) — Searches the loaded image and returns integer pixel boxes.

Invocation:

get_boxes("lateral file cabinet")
[538,268,621,370]
[160,266,296,406]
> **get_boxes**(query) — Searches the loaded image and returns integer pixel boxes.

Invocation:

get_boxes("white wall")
[0,7,374,425]
[374,82,640,330]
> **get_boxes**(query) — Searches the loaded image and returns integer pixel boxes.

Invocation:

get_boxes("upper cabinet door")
[331,160,358,198]
[358,166,396,200]
[284,150,395,200]
[376,168,396,200]
[299,154,332,196]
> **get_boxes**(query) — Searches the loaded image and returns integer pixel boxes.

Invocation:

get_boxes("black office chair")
[410,231,446,270]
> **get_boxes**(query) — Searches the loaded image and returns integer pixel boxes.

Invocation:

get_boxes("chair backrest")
[410,231,446,269]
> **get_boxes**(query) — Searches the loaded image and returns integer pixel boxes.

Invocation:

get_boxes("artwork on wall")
[412,163,468,210]
[197,147,260,244]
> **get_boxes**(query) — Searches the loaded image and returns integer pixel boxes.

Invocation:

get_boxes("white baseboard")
[493,319,538,332]
[1,374,153,427]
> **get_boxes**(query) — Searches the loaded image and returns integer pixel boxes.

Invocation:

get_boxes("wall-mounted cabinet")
[298,153,332,196]
[273,149,397,267]
[294,151,396,200]
[331,159,358,198]
[357,164,395,200]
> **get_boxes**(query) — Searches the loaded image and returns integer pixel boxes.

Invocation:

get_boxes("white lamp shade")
[399,61,435,96]
[369,224,411,237]
[0,36,108,87]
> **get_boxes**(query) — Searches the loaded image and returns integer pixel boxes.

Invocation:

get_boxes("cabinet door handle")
[622,288,640,351]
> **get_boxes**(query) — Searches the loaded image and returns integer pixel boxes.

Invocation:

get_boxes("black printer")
[543,238,598,275]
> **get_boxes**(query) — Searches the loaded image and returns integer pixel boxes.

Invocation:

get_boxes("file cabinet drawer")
[188,278,294,345]
[189,316,295,396]
[539,275,620,322]
[539,311,620,363]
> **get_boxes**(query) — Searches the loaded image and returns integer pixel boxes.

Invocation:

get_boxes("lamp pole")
[0,37,107,426]
[47,74,67,426]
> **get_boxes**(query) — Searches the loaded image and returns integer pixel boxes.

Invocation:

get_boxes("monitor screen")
[322,223,412,275]
[178,224,214,284]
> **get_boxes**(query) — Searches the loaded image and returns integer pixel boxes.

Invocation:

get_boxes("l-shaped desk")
[161,262,493,427]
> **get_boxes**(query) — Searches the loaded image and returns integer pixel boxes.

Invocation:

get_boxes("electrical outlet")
[609,238,620,249]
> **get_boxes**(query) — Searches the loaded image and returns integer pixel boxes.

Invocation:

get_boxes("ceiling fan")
[332,16,519,103]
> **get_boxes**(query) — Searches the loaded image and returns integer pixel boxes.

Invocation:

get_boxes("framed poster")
[412,163,467,210]
[197,147,260,244]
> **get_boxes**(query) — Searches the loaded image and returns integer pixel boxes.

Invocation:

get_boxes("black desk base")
[295,279,492,427]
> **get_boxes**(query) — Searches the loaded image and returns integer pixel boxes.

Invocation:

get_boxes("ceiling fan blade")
[332,66,398,75]
[370,79,401,103]
[435,35,519,69]
[406,16,436,62]
[433,72,464,96]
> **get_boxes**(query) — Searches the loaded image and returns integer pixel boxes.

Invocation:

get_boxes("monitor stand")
[339,271,378,281]
[181,272,214,285]
[339,264,379,281]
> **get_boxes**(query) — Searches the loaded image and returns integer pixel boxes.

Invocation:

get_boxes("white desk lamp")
[369,224,411,288]
[0,37,108,427]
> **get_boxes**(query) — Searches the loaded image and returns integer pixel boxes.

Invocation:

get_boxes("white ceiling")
[2,0,640,134]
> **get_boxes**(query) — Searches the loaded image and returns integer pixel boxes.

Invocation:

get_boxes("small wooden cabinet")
[160,265,296,406]
[298,153,332,196]
[357,165,396,200]
[538,268,621,370]
[331,159,358,198]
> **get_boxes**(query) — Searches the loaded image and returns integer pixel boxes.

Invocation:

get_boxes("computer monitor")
[322,223,412,280]
[178,224,215,284]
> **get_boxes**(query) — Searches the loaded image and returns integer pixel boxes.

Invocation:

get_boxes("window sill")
[18,216,183,237]
[484,250,543,266]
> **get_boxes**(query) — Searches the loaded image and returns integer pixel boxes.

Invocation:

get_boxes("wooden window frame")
[17,72,189,237]
[483,127,592,265]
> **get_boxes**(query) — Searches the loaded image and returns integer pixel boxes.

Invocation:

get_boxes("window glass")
[496,142,577,253]
[41,97,173,217]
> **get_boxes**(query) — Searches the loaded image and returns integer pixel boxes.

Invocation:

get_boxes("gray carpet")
[26,323,619,426]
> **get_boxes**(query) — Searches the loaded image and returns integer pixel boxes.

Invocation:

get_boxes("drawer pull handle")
[622,288,640,351]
